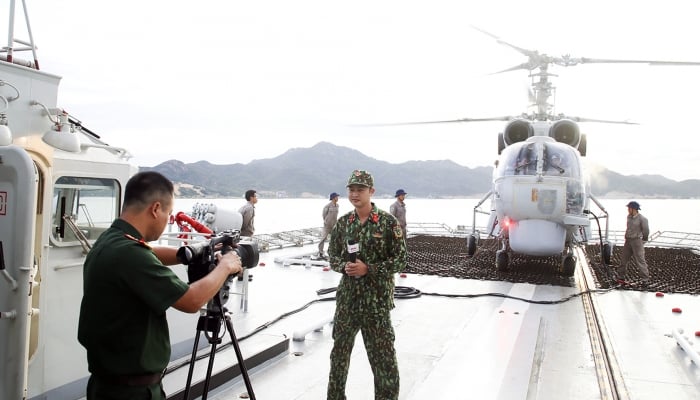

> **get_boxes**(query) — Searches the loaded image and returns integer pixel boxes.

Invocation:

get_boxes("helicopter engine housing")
[503,119,534,146]
[549,119,581,149]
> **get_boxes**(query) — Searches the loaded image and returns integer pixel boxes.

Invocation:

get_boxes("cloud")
[19,0,700,180]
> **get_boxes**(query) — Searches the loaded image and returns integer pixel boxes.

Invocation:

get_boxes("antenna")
[2,0,40,69]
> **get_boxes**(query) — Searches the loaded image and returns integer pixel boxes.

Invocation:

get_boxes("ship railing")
[78,203,95,227]
[253,228,323,252]
[157,231,210,247]
[158,223,494,252]
[252,223,491,249]
[407,222,458,237]
[252,224,490,252]
[157,228,324,253]
[406,222,490,239]
[588,230,700,252]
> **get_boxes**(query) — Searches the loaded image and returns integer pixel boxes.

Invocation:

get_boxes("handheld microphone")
[347,240,359,262]
[347,240,360,278]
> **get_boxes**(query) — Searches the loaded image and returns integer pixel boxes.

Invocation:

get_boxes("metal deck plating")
[155,233,700,400]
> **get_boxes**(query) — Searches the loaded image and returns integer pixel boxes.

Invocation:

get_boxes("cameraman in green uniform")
[326,170,407,400]
[78,171,242,400]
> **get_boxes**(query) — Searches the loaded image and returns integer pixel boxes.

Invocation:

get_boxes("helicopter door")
[0,145,38,400]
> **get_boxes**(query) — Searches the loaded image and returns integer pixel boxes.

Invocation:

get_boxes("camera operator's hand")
[217,252,242,276]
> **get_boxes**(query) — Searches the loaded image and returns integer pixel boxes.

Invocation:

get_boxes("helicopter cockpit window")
[512,143,537,176]
[51,177,121,245]
[544,151,568,176]
[498,143,536,177]
[543,145,579,178]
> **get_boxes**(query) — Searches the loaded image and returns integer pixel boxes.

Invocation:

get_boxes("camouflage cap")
[346,169,374,188]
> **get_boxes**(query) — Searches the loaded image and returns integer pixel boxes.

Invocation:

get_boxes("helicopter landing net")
[405,235,700,295]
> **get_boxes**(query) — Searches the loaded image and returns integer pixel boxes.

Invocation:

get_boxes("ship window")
[50,177,120,243]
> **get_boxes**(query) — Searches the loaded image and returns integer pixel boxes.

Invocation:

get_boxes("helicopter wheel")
[562,255,576,277]
[467,234,477,256]
[601,242,612,265]
[496,249,509,271]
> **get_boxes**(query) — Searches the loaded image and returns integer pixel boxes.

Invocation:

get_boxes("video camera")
[176,230,259,309]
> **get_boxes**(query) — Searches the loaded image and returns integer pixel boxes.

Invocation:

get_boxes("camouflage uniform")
[326,170,407,400]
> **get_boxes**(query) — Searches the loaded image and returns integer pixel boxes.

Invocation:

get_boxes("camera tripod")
[182,302,256,400]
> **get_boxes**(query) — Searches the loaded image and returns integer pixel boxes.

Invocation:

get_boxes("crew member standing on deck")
[239,189,257,237]
[616,200,650,285]
[78,171,242,400]
[326,170,407,400]
[318,192,340,259]
[390,189,408,239]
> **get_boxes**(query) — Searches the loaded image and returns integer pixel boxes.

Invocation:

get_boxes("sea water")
[172,197,700,235]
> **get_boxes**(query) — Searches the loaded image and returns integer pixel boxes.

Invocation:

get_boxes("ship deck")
[156,230,700,400]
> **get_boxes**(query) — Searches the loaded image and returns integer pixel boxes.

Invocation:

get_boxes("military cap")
[346,169,374,188]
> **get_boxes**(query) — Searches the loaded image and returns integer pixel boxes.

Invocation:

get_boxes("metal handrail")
[587,229,700,252]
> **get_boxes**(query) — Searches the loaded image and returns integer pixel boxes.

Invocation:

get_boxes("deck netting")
[404,235,700,294]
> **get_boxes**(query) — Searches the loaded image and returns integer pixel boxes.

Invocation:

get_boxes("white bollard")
[292,316,334,341]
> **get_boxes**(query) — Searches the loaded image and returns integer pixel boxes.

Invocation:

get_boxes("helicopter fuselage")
[490,136,589,257]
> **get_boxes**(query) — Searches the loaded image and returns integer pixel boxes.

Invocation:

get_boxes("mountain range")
[141,142,700,199]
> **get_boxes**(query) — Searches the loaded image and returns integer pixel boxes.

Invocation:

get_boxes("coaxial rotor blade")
[563,116,639,125]
[473,26,700,69]
[577,57,700,66]
[491,63,534,74]
[351,116,514,127]
[470,25,538,58]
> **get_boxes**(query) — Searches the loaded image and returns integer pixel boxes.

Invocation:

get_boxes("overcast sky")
[12,0,700,181]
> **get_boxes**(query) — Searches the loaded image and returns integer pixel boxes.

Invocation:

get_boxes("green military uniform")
[326,171,407,400]
[78,219,189,400]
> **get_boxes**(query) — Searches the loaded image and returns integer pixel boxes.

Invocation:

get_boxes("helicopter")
[368,28,700,276]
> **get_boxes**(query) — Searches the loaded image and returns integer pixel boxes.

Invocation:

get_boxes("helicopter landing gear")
[601,242,612,265]
[496,234,510,271]
[467,234,477,257]
[496,249,509,271]
[562,254,576,277]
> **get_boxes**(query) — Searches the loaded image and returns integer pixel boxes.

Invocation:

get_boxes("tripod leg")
[201,339,219,400]
[183,325,204,400]
[184,314,222,400]
[224,314,256,400]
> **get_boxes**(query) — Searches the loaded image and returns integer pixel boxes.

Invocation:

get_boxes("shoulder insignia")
[124,233,152,249]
